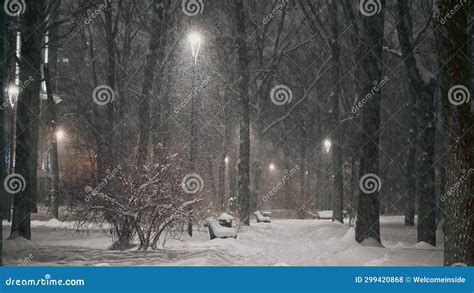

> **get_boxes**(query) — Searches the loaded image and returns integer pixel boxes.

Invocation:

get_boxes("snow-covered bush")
[77,154,202,250]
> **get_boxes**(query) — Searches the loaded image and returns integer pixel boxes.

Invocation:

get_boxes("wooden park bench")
[254,210,271,223]
[204,217,237,240]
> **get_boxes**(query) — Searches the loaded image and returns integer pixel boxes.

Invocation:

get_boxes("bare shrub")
[76,154,202,250]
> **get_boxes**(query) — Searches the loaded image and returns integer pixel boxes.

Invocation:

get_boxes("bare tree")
[44,65,60,219]
[329,0,344,223]
[355,0,386,244]
[10,0,47,239]
[434,0,473,266]
[44,0,61,219]
[234,0,251,225]
[136,0,166,167]
[396,0,437,244]
[0,4,7,265]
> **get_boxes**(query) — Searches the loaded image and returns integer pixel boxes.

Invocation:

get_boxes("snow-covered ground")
[2,216,443,266]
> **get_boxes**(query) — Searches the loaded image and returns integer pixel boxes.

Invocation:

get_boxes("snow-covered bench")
[217,213,234,228]
[204,217,237,240]
[254,210,271,223]
[310,210,348,220]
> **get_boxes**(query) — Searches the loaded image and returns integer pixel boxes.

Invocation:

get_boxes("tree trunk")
[234,0,251,225]
[0,7,6,265]
[396,0,437,245]
[10,0,47,239]
[355,0,385,244]
[44,5,60,219]
[434,0,473,266]
[218,88,233,209]
[96,3,117,178]
[136,0,165,167]
[314,105,322,210]
[44,65,60,219]
[329,0,344,223]
[189,63,200,166]
[348,157,358,225]
[298,122,307,219]
[282,131,293,210]
[415,83,437,245]
[404,89,416,226]
[217,153,226,209]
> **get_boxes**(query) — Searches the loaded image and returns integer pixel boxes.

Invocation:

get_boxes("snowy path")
[2,217,442,266]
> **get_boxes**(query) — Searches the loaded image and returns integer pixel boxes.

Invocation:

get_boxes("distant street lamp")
[55,129,65,141]
[269,163,276,171]
[324,139,332,153]
[224,156,229,164]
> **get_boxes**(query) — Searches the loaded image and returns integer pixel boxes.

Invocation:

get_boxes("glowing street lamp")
[7,84,19,108]
[224,156,229,164]
[55,129,65,141]
[269,163,276,171]
[188,32,202,64]
[324,139,332,153]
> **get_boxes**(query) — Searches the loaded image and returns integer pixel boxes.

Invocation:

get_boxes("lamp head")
[324,139,332,153]
[188,32,202,46]
[7,84,19,108]
[56,129,65,141]
[269,163,276,171]
[188,32,202,64]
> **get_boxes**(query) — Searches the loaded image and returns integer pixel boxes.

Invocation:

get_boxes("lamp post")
[224,156,229,201]
[187,31,202,237]
[6,84,19,222]
[323,138,332,209]
[7,84,18,173]
[188,31,202,168]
